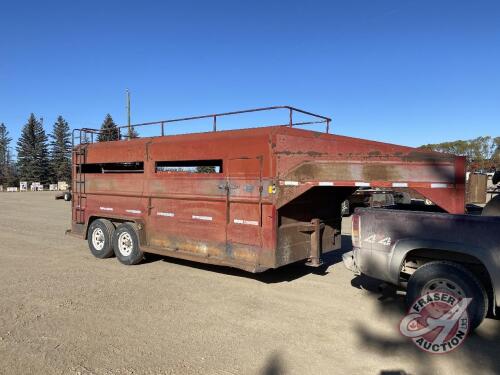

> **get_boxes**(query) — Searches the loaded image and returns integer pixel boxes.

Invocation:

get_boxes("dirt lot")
[1,192,499,375]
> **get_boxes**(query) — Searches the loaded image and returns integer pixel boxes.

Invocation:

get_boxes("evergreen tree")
[97,114,119,142]
[2,149,18,187]
[0,123,12,185]
[16,114,50,184]
[50,116,72,183]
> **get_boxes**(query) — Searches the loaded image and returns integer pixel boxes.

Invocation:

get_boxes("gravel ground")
[0,192,499,375]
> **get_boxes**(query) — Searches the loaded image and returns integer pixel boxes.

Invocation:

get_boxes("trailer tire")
[113,223,144,265]
[87,219,115,259]
[406,261,488,330]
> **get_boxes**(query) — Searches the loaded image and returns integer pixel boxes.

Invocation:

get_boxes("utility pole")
[126,89,131,139]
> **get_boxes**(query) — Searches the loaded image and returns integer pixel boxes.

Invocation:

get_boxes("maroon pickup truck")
[343,195,500,329]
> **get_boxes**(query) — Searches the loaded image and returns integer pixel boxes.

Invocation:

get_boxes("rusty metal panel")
[273,128,465,214]
[85,174,145,195]
[147,198,227,252]
[147,131,273,177]
[228,203,261,244]
[85,139,148,164]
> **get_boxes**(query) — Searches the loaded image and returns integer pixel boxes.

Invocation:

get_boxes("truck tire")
[113,223,144,265]
[87,219,115,259]
[64,192,72,201]
[406,261,488,330]
[481,195,500,217]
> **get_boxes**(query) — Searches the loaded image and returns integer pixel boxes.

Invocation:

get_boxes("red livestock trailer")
[69,106,465,272]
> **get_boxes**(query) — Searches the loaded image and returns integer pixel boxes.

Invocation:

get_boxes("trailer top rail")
[72,105,332,147]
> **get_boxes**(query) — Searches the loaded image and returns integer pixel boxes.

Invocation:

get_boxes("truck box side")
[351,208,500,306]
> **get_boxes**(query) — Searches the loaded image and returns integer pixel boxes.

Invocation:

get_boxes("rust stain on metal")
[403,150,455,163]
[275,150,326,157]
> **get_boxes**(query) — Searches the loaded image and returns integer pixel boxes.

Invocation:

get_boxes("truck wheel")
[64,192,72,201]
[481,195,500,217]
[87,219,115,259]
[406,261,488,330]
[113,223,144,265]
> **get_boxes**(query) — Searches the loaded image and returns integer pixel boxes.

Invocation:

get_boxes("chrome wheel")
[91,228,105,251]
[422,278,466,298]
[118,232,134,256]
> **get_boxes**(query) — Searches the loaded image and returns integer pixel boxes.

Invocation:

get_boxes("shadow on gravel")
[139,235,353,284]
[260,351,286,375]
[352,274,500,375]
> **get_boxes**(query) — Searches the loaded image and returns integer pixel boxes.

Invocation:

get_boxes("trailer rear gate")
[70,107,465,272]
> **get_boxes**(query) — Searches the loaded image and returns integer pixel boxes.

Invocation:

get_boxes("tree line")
[0,113,134,187]
[420,136,500,172]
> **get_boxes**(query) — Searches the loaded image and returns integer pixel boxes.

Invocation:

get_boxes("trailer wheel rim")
[91,228,105,251]
[422,278,466,298]
[118,232,133,256]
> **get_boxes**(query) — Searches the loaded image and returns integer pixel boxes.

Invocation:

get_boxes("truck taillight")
[352,214,361,248]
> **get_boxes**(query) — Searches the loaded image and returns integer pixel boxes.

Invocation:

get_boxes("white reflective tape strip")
[99,207,113,211]
[392,182,408,188]
[318,181,334,186]
[431,183,448,188]
[355,182,370,187]
[192,215,212,221]
[284,180,299,186]
[126,209,141,214]
[157,212,175,217]
[233,219,259,226]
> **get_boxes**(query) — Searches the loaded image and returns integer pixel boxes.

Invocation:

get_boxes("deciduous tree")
[421,136,500,171]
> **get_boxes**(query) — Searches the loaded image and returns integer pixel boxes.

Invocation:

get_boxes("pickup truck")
[343,195,500,329]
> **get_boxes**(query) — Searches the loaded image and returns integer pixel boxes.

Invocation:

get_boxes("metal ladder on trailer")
[73,140,87,225]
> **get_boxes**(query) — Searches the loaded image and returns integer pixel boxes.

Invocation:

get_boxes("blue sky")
[0,0,499,151]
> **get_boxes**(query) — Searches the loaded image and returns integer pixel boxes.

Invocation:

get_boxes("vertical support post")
[326,119,330,134]
[307,218,323,267]
[213,115,217,132]
[161,122,165,136]
[289,108,293,127]
[126,89,131,140]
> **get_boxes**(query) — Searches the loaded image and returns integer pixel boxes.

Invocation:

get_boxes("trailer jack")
[301,218,324,267]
